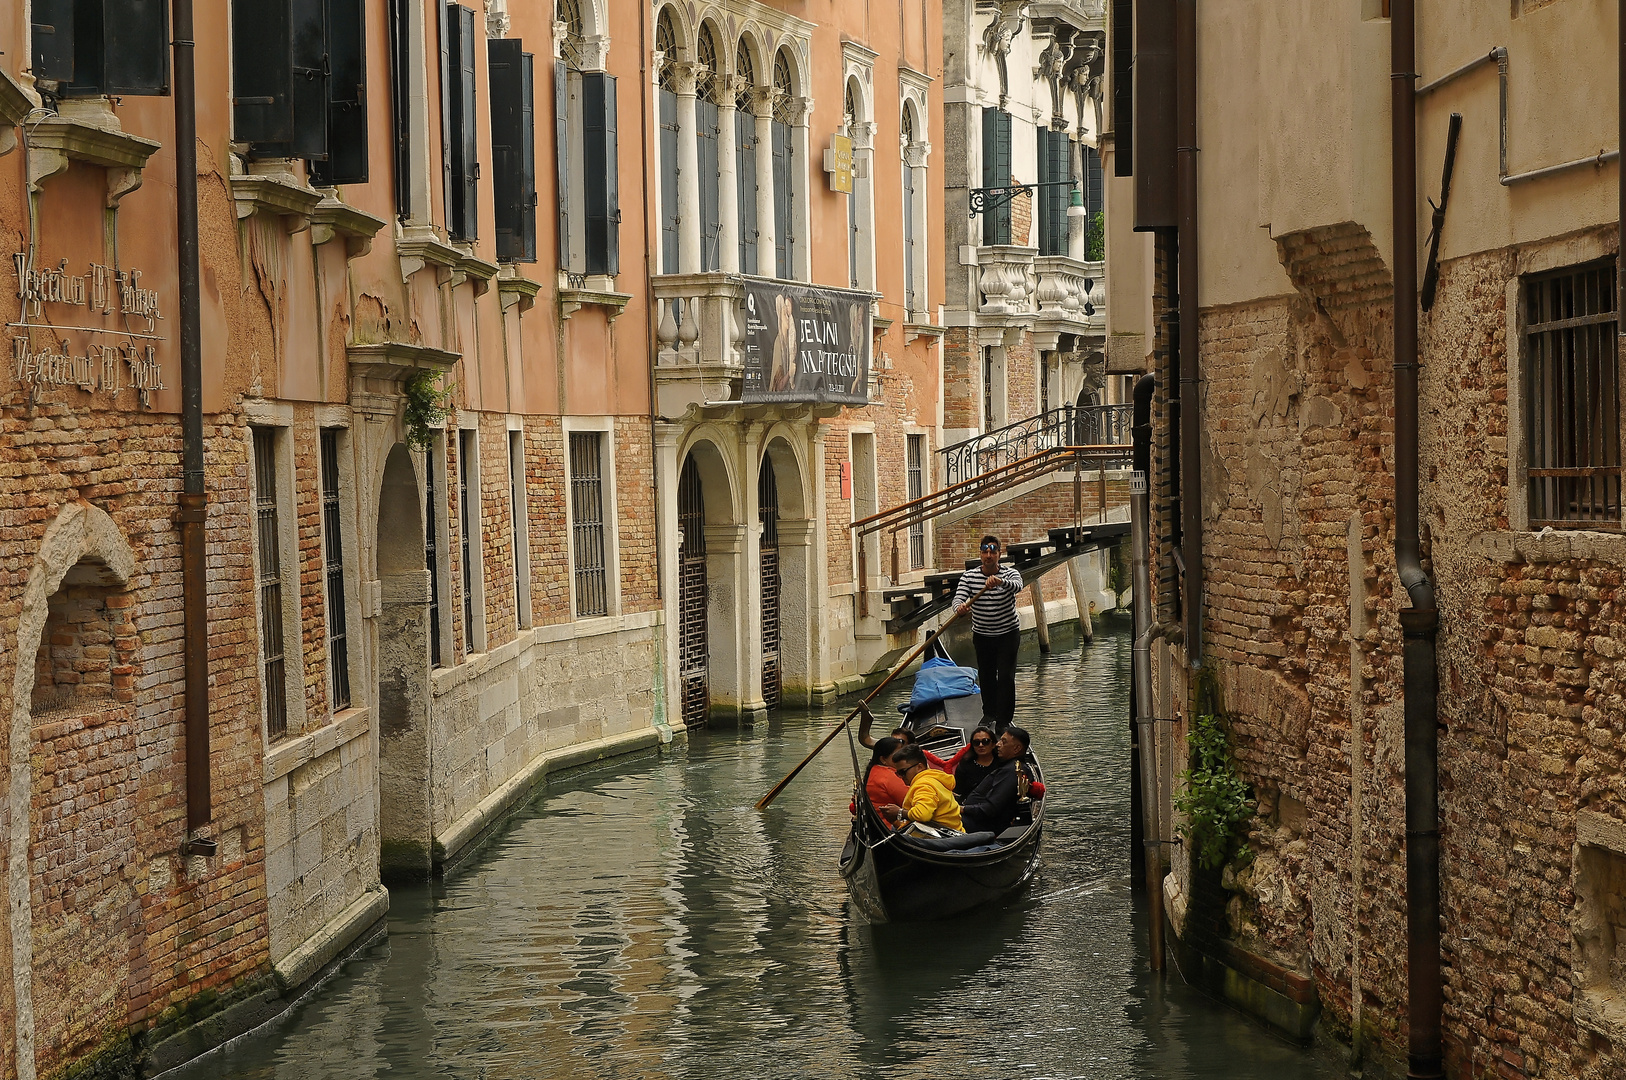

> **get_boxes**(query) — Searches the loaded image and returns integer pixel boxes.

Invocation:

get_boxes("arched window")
[771,50,796,279]
[558,0,586,71]
[735,42,759,274]
[696,26,723,271]
[656,8,680,273]
[845,82,860,289]
[901,105,918,315]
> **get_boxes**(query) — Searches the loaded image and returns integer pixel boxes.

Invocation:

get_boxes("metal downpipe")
[1392,2,1442,1076]
[1175,0,1202,661]
[1131,373,1164,970]
[172,0,213,850]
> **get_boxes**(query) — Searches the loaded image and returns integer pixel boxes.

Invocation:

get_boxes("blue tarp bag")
[905,654,981,714]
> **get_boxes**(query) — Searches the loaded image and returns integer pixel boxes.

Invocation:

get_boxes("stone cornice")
[0,67,36,156]
[346,340,461,383]
[497,269,542,313]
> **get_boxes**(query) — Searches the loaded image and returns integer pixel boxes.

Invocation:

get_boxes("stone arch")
[677,433,745,719]
[772,42,804,99]
[7,502,137,1080]
[734,27,769,87]
[654,2,692,59]
[760,434,813,702]
[374,444,433,881]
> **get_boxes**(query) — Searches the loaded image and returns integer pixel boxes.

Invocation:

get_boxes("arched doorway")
[677,454,709,727]
[757,459,781,709]
[375,444,433,881]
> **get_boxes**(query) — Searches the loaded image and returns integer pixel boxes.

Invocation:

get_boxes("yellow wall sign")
[825,134,854,193]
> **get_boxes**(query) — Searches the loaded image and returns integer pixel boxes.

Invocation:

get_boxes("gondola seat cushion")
[901,830,999,852]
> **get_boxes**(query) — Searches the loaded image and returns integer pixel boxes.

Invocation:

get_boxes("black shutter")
[1036,126,1051,254]
[658,86,679,274]
[388,0,411,217]
[312,0,367,184]
[233,0,295,145]
[554,60,570,267]
[63,0,104,96]
[1086,144,1103,220]
[982,108,1012,246]
[489,38,525,261]
[583,72,618,276]
[697,98,720,272]
[519,53,536,263]
[736,110,757,274]
[102,0,169,95]
[447,3,477,242]
[31,0,75,83]
[771,119,790,278]
[289,0,329,160]
[439,1,453,229]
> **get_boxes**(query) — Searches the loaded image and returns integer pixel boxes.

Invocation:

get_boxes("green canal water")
[179,618,1342,1080]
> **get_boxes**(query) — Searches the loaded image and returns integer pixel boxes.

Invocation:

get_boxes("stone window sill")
[1470,527,1626,565]
[26,102,160,206]
[311,195,387,259]
[397,230,499,294]
[232,169,325,232]
[560,285,632,322]
[262,707,371,784]
[497,268,542,312]
[0,67,35,155]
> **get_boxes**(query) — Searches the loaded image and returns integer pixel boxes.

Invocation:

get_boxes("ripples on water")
[183,618,1341,1080]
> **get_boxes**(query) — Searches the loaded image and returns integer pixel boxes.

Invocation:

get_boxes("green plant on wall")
[1173,712,1255,871]
[402,369,452,451]
[1085,211,1105,261]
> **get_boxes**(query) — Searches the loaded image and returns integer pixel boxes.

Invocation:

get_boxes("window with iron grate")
[570,432,610,617]
[319,429,351,711]
[1524,260,1621,530]
[252,428,289,741]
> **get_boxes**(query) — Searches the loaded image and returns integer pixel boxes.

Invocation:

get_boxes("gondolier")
[953,534,1023,728]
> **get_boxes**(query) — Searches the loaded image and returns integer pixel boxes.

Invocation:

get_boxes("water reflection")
[180,618,1341,1080]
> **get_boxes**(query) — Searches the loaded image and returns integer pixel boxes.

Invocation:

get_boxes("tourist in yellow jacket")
[883,745,965,832]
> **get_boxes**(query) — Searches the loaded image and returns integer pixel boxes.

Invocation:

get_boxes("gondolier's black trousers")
[973,629,1021,728]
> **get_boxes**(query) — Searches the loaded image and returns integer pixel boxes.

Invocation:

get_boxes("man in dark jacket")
[960,726,1038,834]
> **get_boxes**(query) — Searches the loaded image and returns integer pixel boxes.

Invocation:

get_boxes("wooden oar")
[754,579,995,810]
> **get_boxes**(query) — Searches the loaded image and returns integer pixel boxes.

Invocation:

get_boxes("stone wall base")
[1164,872,1320,1042]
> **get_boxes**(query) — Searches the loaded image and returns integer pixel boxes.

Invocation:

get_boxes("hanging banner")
[740,278,871,405]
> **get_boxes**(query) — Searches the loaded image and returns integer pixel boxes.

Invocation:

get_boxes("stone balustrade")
[976,245,1040,318]
[1033,255,1105,336]
[651,272,747,418]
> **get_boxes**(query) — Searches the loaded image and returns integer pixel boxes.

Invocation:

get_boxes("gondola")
[838,681,1045,923]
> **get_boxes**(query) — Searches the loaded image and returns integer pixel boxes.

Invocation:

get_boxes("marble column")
[751,87,777,273]
[673,62,702,274]
[718,76,744,274]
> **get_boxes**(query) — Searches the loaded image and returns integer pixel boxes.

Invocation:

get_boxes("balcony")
[976,248,1104,347]
[652,272,746,420]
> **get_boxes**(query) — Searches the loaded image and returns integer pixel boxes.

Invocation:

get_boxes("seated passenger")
[882,745,965,832]
[855,703,951,771]
[953,726,1001,797]
[959,725,1043,834]
[855,736,910,821]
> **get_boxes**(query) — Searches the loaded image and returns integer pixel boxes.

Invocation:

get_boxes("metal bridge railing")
[939,404,1131,485]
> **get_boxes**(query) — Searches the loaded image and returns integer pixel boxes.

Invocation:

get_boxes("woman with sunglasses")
[953,726,1001,798]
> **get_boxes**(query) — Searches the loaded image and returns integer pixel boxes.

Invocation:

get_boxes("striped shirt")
[952,564,1024,635]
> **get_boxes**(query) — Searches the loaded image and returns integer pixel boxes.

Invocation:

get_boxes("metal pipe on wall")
[1130,373,1163,970]
[172,0,214,853]
[1391,3,1442,1077]
[1174,0,1201,660]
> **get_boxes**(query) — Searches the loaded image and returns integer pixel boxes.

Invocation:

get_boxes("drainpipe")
[172,0,214,855]
[1391,3,1441,1077]
[1174,0,1202,660]
[1131,372,1163,971]
[1619,0,1625,330]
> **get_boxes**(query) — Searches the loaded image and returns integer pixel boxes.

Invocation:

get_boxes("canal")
[181,618,1341,1080]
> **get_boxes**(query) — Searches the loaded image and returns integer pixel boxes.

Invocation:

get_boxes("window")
[1040,355,1052,413]
[847,83,861,289]
[458,429,481,651]
[387,0,413,215]
[441,3,478,241]
[1084,143,1105,260]
[232,0,368,179]
[557,12,622,277]
[697,26,723,272]
[509,430,532,629]
[569,432,609,617]
[252,428,289,741]
[319,430,351,711]
[736,44,759,274]
[982,108,1013,246]
[907,434,926,570]
[1525,261,1620,529]
[490,39,537,263]
[656,9,680,275]
[425,436,445,667]
[901,105,919,315]
[1037,127,1073,257]
[31,0,169,97]
[772,50,797,279]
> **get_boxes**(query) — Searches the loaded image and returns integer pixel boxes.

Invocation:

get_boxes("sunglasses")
[971,738,992,746]
[980,544,999,553]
